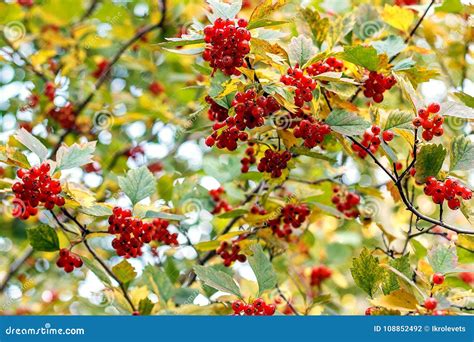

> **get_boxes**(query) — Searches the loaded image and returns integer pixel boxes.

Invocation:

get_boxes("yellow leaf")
[65,182,96,207]
[250,0,288,23]
[370,289,418,311]
[277,129,297,149]
[30,49,56,69]
[382,5,415,33]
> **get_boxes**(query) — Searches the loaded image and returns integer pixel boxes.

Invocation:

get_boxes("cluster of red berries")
[424,297,438,311]
[150,218,179,246]
[209,187,232,214]
[306,57,344,76]
[202,18,251,76]
[231,89,280,130]
[231,298,276,316]
[412,103,443,141]
[216,241,246,267]
[250,203,267,215]
[44,82,55,101]
[363,72,396,103]
[205,96,229,122]
[205,122,248,151]
[56,249,83,273]
[108,208,177,258]
[48,103,76,130]
[293,119,331,149]
[92,60,109,79]
[280,65,317,107]
[423,177,472,209]
[149,81,165,96]
[331,187,360,218]
[240,144,256,173]
[257,150,292,178]
[310,265,332,286]
[266,203,310,238]
[351,125,393,159]
[12,163,64,220]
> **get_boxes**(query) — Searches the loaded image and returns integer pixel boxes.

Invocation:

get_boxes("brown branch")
[77,0,101,24]
[75,0,167,115]
[83,239,136,312]
[0,246,34,293]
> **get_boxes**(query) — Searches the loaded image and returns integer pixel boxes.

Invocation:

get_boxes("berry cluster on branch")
[12,163,64,220]
[280,65,316,107]
[424,177,472,209]
[231,298,276,316]
[257,149,292,178]
[331,187,360,218]
[56,248,83,273]
[266,203,310,238]
[362,72,396,103]
[310,265,332,286]
[412,103,443,141]
[209,187,232,214]
[203,18,251,76]
[216,241,247,267]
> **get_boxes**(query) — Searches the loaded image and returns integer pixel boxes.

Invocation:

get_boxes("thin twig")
[0,246,34,293]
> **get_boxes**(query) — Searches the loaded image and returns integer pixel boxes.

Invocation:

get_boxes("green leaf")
[382,254,411,295]
[78,203,113,217]
[112,260,137,284]
[143,264,174,303]
[157,174,174,202]
[414,144,447,183]
[56,141,96,170]
[383,110,414,131]
[290,146,336,162]
[435,0,464,14]
[350,248,385,298]
[300,8,330,46]
[326,109,371,136]
[372,35,406,59]
[14,128,48,161]
[144,210,185,221]
[27,224,59,252]
[217,209,248,219]
[449,135,474,171]
[340,45,380,71]
[138,297,154,315]
[288,34,317,67]
[160,38,205,48]
[118,166,157,205]
[457,235,474,264]
[393,58,416,71]
[206,0,242,22]
[428,245,458,274]
[82,256,112,286]
[248,244,277,296]
[410,239,427,259]
[193,265,241,298]
[440,101,474,119]
[453,92,474,108]
[173,288,200,305]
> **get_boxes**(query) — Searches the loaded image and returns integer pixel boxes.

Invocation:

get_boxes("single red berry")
[382,130,394,142]
[424,297,437,311]
[427,103,440,113]
[432,273,445,285]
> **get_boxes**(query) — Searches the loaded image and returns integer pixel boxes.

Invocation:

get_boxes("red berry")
[424,297,437,311]
[427,103,440,113]
[382,130,394,142]
[432,273,445,285]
